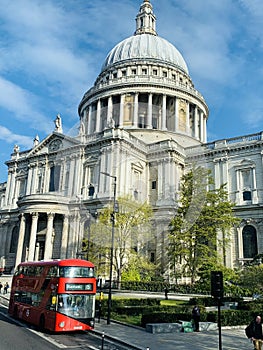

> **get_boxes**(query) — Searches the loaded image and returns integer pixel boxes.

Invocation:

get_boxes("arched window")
[10,226,19,253]
[242,225,258,259]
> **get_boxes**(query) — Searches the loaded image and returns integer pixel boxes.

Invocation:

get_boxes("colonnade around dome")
[81,93,207,143]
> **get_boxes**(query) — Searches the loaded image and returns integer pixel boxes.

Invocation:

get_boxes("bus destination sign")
[66,283,93,291]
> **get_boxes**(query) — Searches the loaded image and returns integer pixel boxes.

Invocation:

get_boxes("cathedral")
[0,0,262,279]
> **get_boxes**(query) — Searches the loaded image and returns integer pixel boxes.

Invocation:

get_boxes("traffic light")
[211,271,224,299]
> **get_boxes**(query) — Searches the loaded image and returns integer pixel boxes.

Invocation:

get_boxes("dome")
[101,0,188,75]
[101,34,189,74]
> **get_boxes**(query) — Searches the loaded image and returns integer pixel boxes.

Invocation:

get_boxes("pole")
[105,174,117,325]
[86,213,91,261]
[218,298,222,350]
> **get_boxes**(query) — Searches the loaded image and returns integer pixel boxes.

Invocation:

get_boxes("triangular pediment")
[28,132,81,157]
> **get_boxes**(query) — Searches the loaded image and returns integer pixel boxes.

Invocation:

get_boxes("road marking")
[29,328,67,348]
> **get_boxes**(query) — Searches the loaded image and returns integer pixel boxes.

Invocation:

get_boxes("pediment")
[235,158,255,170]
[28,132,81,157]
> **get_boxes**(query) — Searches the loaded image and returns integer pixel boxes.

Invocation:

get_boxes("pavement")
[93,318,251,350]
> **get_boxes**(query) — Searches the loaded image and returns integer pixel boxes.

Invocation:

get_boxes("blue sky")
[0,0,262,183]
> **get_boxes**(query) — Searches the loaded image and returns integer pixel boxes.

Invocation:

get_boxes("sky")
[0,0,263,182]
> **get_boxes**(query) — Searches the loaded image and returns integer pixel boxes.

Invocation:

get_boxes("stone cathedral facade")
[0,0,262,278]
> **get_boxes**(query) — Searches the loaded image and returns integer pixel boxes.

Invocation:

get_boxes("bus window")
[59,267,94,278]
[47,266,58,277]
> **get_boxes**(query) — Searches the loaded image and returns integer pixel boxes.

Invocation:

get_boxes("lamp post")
[101,171,117,325]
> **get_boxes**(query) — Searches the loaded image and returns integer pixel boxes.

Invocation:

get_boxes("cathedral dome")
[101,34,189,74]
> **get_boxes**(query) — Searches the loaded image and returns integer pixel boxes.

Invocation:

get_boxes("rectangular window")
[152,181,157,190]
[49,165,61,192]
[142,68,147,75]
[132,69,137,75]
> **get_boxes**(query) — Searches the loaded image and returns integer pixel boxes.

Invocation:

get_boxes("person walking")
[245,315,263,350]
[3,282,9,294]
[192,305,200,332]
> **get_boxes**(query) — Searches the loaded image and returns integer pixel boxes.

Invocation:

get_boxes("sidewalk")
[93,318,250,350]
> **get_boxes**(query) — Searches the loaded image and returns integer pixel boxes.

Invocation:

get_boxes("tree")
[83,196,153,284]
[168,166,239,285]
[121,253,156,282]
[239,264,263,294]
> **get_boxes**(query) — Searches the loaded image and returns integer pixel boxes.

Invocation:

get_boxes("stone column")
[147,93,153,129]
[107,96,113,125]
[26,166,33,195]
[133,93,139,127]
[119,94,124,127]
[200,112,204,142]
[28,212,39,261]
[186,102,190,134]
[87,106,92,134]
[203,115,207,143]
[44,213,55,260]
[194,107,199,139]
[95,99,101,132]
[237,226,243,259]
[61,215,69,259]
[15,214,26,268]
[235,170,241,203]
[252,167,258,203]
[161,94,167,130]
[175,97,179,132]
[5,170,12,206]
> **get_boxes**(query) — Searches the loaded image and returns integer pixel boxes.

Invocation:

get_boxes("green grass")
[111,313,142,326]
[160,299,185,306]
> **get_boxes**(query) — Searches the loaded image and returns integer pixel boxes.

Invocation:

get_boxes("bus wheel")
[39,315,45,331]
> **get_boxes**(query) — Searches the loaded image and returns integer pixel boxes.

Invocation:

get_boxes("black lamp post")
[101,172,117,325]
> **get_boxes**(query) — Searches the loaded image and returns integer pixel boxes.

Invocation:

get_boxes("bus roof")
[17,259,94,268]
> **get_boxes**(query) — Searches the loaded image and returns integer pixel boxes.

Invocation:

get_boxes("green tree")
[168,166,239,285]
[239,264,263,294]
[121,253,156,282]
[83,196,153,284]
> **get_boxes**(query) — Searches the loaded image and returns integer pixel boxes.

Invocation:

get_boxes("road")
[0,303,138,350]
[0,309,58,350]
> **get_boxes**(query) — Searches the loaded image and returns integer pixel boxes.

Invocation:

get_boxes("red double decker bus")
[8,259,96,332]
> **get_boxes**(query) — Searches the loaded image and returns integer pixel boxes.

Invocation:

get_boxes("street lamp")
[101,171,117,325]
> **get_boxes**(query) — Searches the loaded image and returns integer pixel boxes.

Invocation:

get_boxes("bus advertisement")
[8,259,96,332]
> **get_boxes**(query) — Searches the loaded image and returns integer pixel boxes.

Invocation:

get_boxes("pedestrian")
[0,281,2,294]
[245,315,263,350]
[192,305,200,332]
[164,287,169,300]
[3,282,9,294]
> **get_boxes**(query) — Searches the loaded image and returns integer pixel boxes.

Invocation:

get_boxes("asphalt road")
[0,311,58,350]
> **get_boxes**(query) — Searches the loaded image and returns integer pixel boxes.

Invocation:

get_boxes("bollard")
[101,332,105,350]
[146,348,150,350]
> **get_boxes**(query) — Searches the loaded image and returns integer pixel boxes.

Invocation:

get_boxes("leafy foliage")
[168,166,239,284]
[83,196,153,283]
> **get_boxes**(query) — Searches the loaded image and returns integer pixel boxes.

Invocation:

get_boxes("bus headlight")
[59,321,65,328]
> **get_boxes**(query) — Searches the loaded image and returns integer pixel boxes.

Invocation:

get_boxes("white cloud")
[0,77,52,132]
[0,125,32,148]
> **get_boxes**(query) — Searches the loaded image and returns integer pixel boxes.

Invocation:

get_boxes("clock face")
[49,139,62,151]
